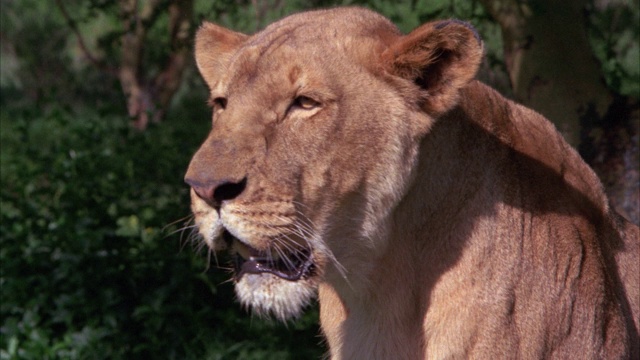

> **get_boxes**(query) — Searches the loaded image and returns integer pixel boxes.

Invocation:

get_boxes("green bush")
[0,105,324,359]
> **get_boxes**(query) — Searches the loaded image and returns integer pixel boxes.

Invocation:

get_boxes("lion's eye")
[292,96,320,110]
[208,97,227,111]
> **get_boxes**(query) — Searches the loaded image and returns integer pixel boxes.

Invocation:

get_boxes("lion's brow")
[247,23,305,56]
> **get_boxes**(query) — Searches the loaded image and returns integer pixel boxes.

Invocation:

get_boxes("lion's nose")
[184,177,247,210]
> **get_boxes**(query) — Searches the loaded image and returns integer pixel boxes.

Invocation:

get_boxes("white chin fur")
[235,273,317,322]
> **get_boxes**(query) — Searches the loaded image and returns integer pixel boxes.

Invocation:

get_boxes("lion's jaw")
[189,169,409,321]
[190,185,324,321]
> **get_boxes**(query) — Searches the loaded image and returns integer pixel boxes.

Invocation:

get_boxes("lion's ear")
[382,20,483,116]
[195,22,248,89]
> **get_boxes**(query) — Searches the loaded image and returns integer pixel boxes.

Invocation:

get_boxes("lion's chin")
[223,230,319,321]
[235,273,318,321]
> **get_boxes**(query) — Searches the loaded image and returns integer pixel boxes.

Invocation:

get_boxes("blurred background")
[0,0,637,358]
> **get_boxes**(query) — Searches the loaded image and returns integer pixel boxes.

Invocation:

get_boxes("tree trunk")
[479,0,639,224]
[118,0,193,130]
[152,0,194,123]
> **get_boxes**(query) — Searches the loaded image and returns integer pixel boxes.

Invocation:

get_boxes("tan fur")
[186,7,639,358]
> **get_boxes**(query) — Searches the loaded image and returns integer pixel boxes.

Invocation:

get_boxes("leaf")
[115,215,141,237]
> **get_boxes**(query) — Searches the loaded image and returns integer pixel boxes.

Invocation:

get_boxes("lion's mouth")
[223,230,315,281]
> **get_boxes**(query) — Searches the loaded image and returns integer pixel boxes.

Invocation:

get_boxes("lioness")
[184,7,639,359]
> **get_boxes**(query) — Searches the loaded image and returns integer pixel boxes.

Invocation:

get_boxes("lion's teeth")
[232,239,254,259]
[231,237,279,260]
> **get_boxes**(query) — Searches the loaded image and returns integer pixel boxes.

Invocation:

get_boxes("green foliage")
[0,105,324,359]
[587,1,640,97]
[0,0,123,111]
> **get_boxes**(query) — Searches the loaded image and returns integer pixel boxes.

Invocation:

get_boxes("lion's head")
[185,7,482,321]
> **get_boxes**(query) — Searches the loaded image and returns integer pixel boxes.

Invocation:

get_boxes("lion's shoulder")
[456,81,609,216]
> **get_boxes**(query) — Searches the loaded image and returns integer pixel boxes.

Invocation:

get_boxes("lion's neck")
[319,95,506,358]
[319,229,430,359]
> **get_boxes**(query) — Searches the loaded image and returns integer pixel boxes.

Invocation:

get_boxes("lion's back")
[456,81,639,357]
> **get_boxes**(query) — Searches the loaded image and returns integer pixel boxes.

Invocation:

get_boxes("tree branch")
[54,0,117,76]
